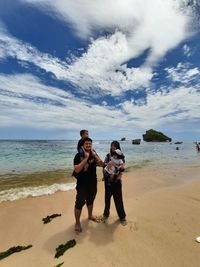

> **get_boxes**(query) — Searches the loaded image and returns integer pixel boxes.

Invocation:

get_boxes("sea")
[0,140,199,202]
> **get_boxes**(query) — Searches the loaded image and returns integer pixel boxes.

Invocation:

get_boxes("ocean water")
[0,140,199,202]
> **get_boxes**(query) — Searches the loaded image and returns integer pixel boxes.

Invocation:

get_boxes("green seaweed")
[0,245,32,260]
[42,213,61,224]
[55,239,76,258]
[54,262,64,267]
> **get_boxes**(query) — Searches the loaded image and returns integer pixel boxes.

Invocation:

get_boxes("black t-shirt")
[73,153,97,185]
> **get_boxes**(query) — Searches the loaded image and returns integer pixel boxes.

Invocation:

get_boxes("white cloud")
[0,73,199,137]
[0,73,71,100]
[13,0,195,95]
[182,44,192,57]
[1,2,200,137]
[65,32,154,95]
[0,24,153,96]
[22,0,193,58]
[0,73,130,131]
[121,85,200,128]
[0,23,68,78]
[165,63,200,84]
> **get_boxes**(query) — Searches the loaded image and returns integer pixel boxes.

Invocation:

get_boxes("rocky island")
[143,129,172,142]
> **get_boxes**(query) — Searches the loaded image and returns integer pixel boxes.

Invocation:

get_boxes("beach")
[0,165,200,267]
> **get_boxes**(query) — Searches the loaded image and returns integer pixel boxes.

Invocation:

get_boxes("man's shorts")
[75,183,97,210]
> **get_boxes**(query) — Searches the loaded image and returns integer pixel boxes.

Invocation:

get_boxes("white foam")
[0,183,76,203]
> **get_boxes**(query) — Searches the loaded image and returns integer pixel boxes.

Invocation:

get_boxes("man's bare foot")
[74,223,82,233]
[88,216,100,223]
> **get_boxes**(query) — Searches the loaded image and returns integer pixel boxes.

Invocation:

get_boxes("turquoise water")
[0,140,199,202]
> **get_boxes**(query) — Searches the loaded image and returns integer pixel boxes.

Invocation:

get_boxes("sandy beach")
[0,165,200,267]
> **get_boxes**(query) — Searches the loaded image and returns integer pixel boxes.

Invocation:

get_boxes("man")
[73,137,103,233]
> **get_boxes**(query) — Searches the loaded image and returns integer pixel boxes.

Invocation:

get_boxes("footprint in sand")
[129,221,139,232]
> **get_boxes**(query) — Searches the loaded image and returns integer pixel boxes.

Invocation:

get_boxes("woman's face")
[111,144,117,152]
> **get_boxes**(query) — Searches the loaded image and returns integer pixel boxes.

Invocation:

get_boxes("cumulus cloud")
[1,1,200,137]
[0,72,199,136]
[65,32,153,96]
[121,85,200,128]
[0,24,153,96]
[18,0,194,95]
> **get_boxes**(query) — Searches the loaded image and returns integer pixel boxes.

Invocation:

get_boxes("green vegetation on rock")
[143,129,172,142]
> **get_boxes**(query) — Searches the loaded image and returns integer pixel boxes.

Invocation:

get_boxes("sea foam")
[0,182,76,203]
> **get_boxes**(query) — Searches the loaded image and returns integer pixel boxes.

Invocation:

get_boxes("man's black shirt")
[73,153,97,185]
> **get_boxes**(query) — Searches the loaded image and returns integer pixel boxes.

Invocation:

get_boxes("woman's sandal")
[120,219,127,226]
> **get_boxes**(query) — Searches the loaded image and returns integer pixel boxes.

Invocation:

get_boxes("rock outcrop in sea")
[143,129,172,142]
[132,139,141,145]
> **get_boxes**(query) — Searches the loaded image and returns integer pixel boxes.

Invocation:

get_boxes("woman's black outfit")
[103,153,126,220]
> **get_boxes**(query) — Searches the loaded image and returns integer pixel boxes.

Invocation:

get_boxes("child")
[77,129,89,157]
[104,149,125,184]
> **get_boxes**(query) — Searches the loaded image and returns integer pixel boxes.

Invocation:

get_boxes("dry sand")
[0,165,200,267]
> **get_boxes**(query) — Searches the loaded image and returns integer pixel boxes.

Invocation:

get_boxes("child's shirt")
[104,157,123,174]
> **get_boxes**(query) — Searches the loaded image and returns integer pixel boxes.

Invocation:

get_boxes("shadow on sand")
[43,216,122,255]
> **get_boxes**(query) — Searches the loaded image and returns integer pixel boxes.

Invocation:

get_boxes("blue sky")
[0,0,200,140]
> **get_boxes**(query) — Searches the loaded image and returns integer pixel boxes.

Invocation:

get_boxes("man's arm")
[74,152,89,173]
[91,150,104,167]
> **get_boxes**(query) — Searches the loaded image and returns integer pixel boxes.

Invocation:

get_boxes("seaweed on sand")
[54,262,64,267]
[0,245,32,260]
[55,239,76,258]
[42,213,61,224]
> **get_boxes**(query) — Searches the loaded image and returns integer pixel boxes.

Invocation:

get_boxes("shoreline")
[0,163,200,203]
[0,165,200,266]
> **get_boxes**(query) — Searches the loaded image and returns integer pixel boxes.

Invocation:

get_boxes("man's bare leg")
[87,204,99,222]
[87,204,100,222]
[74,208,82,232]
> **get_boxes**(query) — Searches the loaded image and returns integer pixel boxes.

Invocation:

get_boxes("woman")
[103,141,126,225]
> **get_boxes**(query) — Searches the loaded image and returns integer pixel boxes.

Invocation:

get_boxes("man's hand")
[74,147,89,173]
[97,160,105,167]
[81,146,90,159]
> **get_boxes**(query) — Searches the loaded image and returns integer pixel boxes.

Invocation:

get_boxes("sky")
[0,0,200,140]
